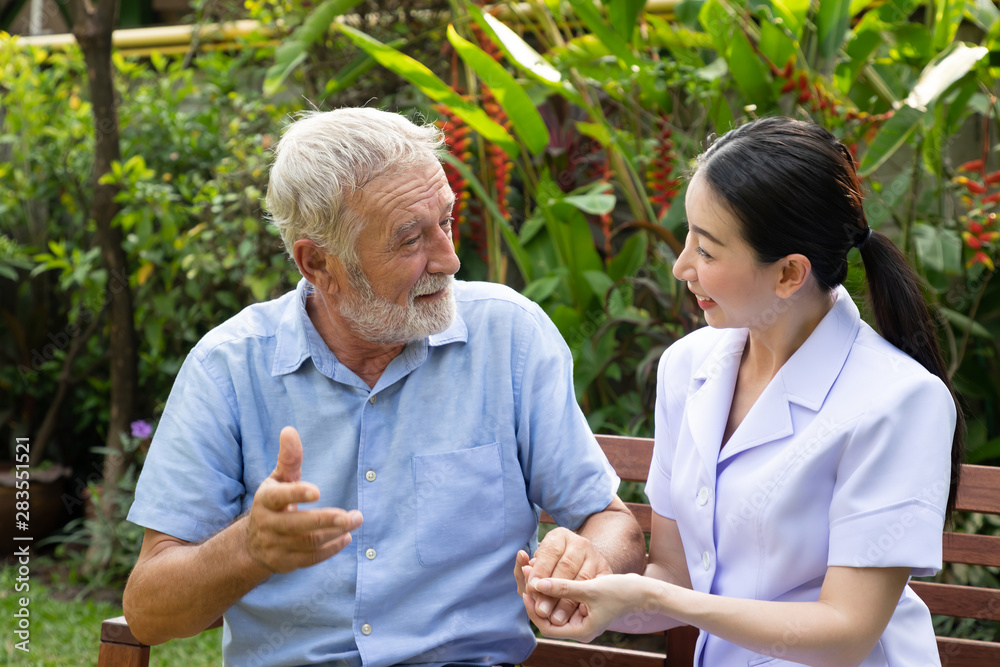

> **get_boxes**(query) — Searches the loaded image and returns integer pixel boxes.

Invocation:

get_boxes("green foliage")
[0,562,223,665]
[0,41,298,469]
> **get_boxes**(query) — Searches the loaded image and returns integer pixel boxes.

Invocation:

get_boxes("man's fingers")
[258,480,320,511]
[532,577,587,601]
[268,509,363,541]
[273,426,304,483]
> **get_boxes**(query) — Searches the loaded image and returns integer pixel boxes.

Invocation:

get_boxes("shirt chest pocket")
[412,442,506,567]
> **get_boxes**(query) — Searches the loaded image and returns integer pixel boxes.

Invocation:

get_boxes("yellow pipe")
[14,19,278,53]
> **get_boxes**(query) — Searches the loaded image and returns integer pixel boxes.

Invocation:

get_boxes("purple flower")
[131,419,153,439]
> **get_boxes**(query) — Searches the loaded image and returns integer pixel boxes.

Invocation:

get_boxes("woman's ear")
[293,239,344,294]
[775,253,812,299]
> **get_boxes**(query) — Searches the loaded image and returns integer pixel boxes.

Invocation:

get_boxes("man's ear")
[292,239,344,294]
[775,253,812,299]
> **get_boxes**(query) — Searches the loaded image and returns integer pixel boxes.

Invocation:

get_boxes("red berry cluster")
[770,58,894,159]
[434,104,472,250]
[646,116,680,222]
[955,159,1000,270]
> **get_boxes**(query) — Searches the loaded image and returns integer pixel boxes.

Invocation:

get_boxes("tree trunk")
[67,0,136,546]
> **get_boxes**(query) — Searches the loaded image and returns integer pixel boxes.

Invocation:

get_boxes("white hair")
[264,107,445,266]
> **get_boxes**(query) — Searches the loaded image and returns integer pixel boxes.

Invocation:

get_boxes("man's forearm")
[578,504,646,575]
[123,518,271,645]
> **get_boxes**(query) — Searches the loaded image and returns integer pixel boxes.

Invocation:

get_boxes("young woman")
[518,117,964,666]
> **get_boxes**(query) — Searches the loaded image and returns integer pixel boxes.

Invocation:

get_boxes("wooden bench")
[98,435,1000,667]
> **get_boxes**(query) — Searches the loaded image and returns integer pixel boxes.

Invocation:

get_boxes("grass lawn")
[1,562,222,666]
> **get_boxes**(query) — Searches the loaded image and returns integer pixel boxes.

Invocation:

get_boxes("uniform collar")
[686,285,861,469]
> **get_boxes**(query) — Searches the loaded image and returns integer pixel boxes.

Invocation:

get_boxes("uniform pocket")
[412,442,506,567]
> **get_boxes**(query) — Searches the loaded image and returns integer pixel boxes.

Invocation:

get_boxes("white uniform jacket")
[645,286,955,667]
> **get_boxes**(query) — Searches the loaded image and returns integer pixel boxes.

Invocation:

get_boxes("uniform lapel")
[719,285,861,463]
[684,329,746,472]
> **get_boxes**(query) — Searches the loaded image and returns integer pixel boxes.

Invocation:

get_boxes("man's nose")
[429,227,461,275]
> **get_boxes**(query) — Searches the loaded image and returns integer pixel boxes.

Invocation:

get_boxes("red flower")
[959,159,986,173]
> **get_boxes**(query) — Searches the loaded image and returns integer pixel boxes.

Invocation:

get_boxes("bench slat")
[597,435,655,482]
[101,616,144,647]
[937,636,1000,666]
[955,465,1000,515]
[943,533,1000,568]
[911,582,1000,621]
[524,638,666,667]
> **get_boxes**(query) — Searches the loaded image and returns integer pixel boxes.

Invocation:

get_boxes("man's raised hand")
[246,426,362,574]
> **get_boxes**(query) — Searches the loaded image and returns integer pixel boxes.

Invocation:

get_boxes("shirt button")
[702,551,711,571]
[365,470,376,482]
[365,547,376,560]
[696,487,710,506]
[369,394,376,404]
[361,623,372,635]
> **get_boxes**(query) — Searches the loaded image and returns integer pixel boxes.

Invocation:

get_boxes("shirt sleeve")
[127,350,246,543]
[827,372,956,576]
[644,345,681,520]
[514,305,619,531]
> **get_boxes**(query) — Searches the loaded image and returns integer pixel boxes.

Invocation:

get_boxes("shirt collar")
[271,278,469,378]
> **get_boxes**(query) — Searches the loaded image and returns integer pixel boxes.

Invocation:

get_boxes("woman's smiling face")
[672,172,786,330]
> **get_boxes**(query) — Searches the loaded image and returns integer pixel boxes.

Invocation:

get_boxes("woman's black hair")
[696,116,965,521]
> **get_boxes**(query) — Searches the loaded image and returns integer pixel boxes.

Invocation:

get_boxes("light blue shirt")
[128,279,619,667]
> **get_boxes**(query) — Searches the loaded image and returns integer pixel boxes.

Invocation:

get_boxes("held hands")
[246,426,363,575]
[521,572,648,643]
[514,527,612,629]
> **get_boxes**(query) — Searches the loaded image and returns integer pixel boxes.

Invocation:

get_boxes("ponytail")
[858,231,966,522]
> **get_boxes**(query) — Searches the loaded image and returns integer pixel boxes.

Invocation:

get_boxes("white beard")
[338,268,456,344]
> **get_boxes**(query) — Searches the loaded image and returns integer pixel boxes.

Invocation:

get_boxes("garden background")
[1,0,999,663]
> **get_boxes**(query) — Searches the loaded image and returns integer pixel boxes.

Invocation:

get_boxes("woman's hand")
[523,573,651,642]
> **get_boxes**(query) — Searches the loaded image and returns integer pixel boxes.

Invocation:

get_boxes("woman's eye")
[696,246,712,259]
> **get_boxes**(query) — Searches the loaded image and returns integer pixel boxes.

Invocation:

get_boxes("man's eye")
[402,237,419,247]
[441,217,454,230]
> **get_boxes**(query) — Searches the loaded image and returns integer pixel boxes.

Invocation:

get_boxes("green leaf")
[816,0,851,61]
[933,0,965,52]
[945,75,979,136]
[608,231,648,282]
[446,25,549,156]
[836,28,881,93]
[772,0,810,39]
[563,182,616,215]
[903,42,988,111]
[339,26,519,157]
[575,121,612,147]
[465,3,579,103]
[758,20,795,71]
[583,270,615,301]
[699,0,772,105]
[966,0,1000,32]
[264,0,366,96]
[323,52,379,98]
[606,0,646,43]
[857,105,922,176]
[522,275,562,302]
[567,0,641,69]
[938,306,994,339]
[710,90,735,134]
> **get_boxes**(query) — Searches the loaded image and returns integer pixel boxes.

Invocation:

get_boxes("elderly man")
[123,107,645,667]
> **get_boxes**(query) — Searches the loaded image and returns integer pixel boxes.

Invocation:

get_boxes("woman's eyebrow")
[689,223,725,247]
